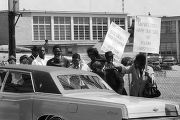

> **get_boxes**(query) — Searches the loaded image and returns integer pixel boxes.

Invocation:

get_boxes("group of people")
[7,45,70,67]
[86,47,155,97]
[6,45,155,97]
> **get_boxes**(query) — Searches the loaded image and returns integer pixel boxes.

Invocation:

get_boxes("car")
[163,56,177,65]
[0,65,179,120]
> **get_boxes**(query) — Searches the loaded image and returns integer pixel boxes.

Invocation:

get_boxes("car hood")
[64,91,180,118]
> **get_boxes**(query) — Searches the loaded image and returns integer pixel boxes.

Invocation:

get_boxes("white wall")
[19,0,122,13]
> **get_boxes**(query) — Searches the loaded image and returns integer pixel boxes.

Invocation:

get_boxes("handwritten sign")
[101,22,130,61]
[133,16,161,54]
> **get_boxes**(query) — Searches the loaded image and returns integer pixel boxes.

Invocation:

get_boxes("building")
[1,10,180,62]
[0,10,128,55]
[160,16,180,62]
[127,16,180,63]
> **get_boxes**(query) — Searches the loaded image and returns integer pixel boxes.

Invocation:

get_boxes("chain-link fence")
[155,70,180,102]
[124,68,180,102]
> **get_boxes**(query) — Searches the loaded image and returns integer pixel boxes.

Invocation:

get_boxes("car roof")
[0,65,93,75]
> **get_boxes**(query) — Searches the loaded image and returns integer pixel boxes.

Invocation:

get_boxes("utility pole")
[8,0,19,58]
[122,0,124,13]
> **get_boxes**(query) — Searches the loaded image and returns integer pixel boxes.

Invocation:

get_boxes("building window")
[33,16,51,40]
[110,18,125,29]
[161,21,176,33]
[73,17,90,40]
[54,17,71,40]
[92,17,108,40]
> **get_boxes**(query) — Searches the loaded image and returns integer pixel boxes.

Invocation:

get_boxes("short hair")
[31,46,38,51]
[72,53,81,60]
[134,53,146,68]
[121,57,132,66]
[53,45,62,52]
[19,55,28,63]
[87,47,99,57]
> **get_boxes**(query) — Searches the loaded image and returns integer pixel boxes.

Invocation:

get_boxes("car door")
[0,69,34,120]
[0,69,7,100]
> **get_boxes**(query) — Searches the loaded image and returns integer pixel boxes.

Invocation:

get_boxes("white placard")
[133,16,161,54]
[101,22,130,61]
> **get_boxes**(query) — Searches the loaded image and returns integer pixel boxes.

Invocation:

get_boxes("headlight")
[165,104,178,117]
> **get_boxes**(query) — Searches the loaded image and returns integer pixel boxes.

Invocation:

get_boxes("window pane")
[92,18,96,24]
[59,17,64,24]
[33,25,39,40]
[54,17,58,24]
[33,16,38,24]
[79,18,83,24]
[92,17,108,40]
[33,16,52,40]
[45,16,51,24]
[97,18,102,24]
[54,17,71,40]
[60,25,65,40]
[103,18,107,24]
[85,17,89,24]
[46,25,51,40]
[65,17,71,24]
[54,25,59,40]
[66,25,71,40]
[39,16,44,24]
[74,17,78,24]
[74,25,79,40]
[3,72,33,93]
[40,25,45,40]
[73,17,90,40]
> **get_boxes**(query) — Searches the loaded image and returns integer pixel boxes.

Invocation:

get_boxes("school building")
[0,10,129,55]
[0,9,180,62]
[160,16,180,62]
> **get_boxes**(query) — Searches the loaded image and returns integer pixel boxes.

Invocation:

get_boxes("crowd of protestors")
[4,45,155,97]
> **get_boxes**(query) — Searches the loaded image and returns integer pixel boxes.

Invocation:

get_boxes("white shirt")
[32,56,47,66]
[11,73,24,85]
[69,60,91,71]
[146,65,155,82]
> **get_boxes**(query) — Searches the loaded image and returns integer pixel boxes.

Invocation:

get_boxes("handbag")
[143,74,161,98]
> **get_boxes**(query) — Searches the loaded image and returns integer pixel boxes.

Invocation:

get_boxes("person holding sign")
[104,51,127,95]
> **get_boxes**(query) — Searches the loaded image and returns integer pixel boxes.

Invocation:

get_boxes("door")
[0,70,34,120]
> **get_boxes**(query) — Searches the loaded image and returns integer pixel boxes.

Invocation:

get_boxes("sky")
[0,0,180,16]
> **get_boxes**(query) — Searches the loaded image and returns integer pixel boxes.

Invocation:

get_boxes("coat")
[124,65,147,97]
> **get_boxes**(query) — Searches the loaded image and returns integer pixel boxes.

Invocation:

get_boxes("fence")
[124,68,180,102]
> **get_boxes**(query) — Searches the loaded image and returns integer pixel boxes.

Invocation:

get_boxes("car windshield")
[57,75,110,90]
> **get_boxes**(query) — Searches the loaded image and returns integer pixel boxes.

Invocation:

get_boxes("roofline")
[19,10,128,16]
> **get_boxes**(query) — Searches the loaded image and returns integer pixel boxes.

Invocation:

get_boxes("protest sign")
[133,16,161,54]
[101,22,130,61]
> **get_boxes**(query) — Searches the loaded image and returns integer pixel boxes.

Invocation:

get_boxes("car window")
[3,71,34,93]
[57,75,109,90]
[33,71,60,94]
[0,70,7,90]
